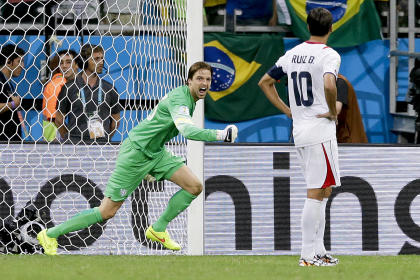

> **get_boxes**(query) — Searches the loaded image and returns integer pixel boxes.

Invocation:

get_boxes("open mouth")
[199,87,207,94]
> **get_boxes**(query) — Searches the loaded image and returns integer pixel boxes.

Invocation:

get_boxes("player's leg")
[313,140,340,265]
[300,188,323,266]
[314,187,331,257]
[37,197,123,255]
[38,138,145,255]
[298,142,339,266]
[146,166,198,250]
[146,151,198,250]
[315,187,339,265]
[297,145,320,265]
[152,165,201,232]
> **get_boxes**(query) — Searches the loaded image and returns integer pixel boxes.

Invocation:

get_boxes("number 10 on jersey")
[291,71,314,107]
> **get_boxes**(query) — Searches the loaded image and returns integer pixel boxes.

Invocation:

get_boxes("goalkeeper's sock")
[152,189,196,232]
[300,198,321,260]
[314,198,328,256]
[46,207,103,238]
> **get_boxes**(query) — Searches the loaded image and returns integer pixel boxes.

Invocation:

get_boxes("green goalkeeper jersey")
[128,85,218,158]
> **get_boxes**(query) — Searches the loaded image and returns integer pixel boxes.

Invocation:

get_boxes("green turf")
[2,255,419,280]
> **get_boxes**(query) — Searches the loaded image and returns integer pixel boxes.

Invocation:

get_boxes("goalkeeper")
[37,61,238,255]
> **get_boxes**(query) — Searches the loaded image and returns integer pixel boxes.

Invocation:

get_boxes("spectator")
[272,0,291,25]
[103,0,142,28]
[336,74,368,143]
[374,0,389,28]
[204,0,226,26]
[141,0,185,26]
[55,44,122,144]
[0,44,25,142]
[0,0,43,24]
[52,0,100,26]
[42,49,79,142]
[225,0,277,32]
[407,58,420,143]
[397,0,408,27]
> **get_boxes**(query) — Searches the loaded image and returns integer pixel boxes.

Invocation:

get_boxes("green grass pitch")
[2,255,419,280]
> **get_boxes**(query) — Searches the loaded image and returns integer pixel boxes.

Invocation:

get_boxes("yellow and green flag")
[286,0,382,48]
[204,33,287,122]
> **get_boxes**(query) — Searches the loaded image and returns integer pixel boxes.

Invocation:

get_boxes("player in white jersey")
[259,8,341,266]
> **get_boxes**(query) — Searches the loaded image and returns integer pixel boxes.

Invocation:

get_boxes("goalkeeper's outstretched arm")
[172,113,238,143]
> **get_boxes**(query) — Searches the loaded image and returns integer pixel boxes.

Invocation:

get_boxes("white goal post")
[186,0,204,256]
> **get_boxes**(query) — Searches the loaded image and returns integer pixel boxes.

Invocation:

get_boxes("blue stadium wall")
[2,36,417,143]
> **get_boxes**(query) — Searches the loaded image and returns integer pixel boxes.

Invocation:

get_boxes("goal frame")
[186,0,205,256]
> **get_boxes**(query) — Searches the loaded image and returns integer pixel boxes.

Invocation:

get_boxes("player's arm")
[318,73,338,121]
[170,105,238,143]
[336,100,343,115]
[318,51,341,121]
[258,67,291,118]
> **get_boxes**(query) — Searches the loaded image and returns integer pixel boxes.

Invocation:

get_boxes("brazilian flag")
[286,0,382,48]
[204,33,287,122]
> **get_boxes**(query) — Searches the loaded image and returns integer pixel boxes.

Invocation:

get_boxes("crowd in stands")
[0,42,121,144]
[202,0,420,31]
[0,1,404,30]
[0,0,413,145]
[204,0,290,28]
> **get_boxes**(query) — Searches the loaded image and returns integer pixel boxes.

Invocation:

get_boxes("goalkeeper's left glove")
[216,125,238,143]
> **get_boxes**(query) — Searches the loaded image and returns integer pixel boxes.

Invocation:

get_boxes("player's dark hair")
[307,8,333,36]
[80,44,104,70]
[187,61,212,82]
[0,44,25,67]
[48,49,79,75]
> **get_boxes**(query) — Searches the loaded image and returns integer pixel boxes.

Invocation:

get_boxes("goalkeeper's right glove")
[217,125,238,143]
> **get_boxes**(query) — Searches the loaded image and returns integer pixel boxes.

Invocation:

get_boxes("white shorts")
[296,140,341,189]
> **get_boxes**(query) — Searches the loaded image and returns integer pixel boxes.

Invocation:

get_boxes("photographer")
[407,58,420,143]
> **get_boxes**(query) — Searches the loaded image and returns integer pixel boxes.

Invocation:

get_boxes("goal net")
[0,0,199,255]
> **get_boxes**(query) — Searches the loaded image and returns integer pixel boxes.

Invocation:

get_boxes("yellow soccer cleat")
[37,229,58,256]
[146,226,181,251]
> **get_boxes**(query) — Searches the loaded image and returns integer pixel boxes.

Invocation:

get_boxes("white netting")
[0,0,189,255]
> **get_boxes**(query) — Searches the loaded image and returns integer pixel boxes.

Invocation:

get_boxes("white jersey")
[273,41,341,147]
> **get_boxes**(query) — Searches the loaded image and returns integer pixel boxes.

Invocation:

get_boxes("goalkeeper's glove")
[217,125,238,143]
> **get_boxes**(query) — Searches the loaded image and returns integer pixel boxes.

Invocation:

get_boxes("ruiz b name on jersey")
[291,55,315,64]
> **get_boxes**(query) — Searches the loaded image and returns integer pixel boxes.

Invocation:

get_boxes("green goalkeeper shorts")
[105,138,185,202]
